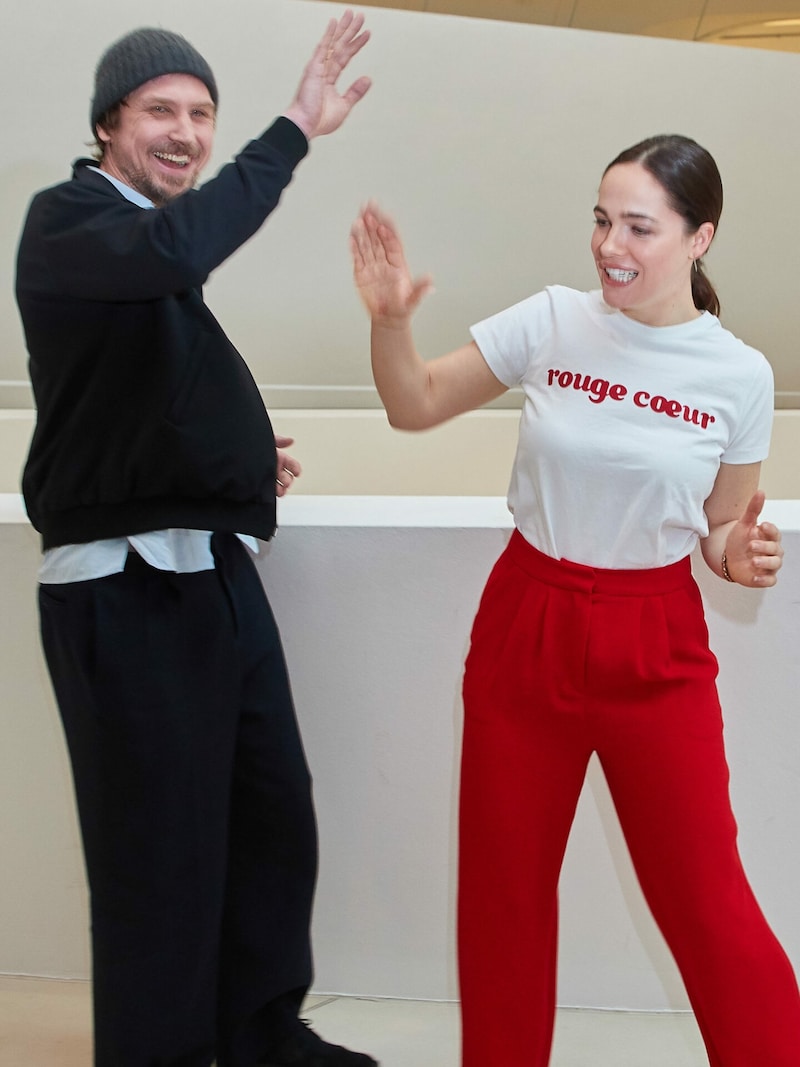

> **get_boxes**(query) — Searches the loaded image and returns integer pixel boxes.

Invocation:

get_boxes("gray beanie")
[91,27,218,130]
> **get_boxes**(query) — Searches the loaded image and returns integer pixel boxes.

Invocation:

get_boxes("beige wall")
[2,0,800,411]
[4,0,800,1009]
[3,408,800,499]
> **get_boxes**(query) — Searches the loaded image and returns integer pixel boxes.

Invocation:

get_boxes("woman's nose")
[599,225,624,256]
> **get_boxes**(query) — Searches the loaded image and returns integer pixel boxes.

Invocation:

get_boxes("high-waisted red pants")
[459,530,800,1066]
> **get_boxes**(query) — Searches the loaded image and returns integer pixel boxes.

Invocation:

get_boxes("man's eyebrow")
[140,94,216,110]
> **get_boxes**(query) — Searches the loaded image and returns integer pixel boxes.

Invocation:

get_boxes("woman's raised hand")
[350,203,434,326]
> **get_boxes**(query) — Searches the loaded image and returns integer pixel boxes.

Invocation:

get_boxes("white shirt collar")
[89,166,154,209]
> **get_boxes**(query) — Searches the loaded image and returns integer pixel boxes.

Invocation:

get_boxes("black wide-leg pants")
[39,533,318,1067]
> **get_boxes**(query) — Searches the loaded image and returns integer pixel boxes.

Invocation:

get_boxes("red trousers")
[459,530,800,1066]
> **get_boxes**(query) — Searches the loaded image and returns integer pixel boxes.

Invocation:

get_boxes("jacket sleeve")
[18,117,309,302]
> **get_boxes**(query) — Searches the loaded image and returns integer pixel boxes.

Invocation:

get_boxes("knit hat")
[91,27,218,130]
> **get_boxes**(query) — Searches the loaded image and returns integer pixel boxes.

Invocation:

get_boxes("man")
[16,14,374,1067]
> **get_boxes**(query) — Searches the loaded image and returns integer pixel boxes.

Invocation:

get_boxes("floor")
[0,975,709,1066]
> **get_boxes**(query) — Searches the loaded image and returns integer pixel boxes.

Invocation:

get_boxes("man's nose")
[168,109,195,144]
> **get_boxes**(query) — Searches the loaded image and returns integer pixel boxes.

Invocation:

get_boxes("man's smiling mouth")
[154,151,191,167]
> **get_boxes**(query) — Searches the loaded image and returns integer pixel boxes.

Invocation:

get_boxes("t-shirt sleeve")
[469,288,554,387]
[722,354,774,464]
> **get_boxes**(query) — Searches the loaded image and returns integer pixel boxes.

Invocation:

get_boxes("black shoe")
[258,1019,377,1067]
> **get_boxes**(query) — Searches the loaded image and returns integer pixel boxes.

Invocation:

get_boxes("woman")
[350,135,800,1066]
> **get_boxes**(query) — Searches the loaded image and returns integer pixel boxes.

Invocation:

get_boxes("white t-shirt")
[470,286,774,569]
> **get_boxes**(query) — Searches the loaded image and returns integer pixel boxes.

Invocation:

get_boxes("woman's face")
[591,162,713,327]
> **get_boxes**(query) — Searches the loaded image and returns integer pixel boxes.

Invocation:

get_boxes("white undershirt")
[39,530,259,584]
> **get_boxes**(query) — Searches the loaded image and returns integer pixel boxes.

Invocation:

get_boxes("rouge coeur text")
[546,369,715,429]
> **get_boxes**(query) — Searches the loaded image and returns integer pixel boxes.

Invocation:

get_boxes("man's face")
[97,73,216,206]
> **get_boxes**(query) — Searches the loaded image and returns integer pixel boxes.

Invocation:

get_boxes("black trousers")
[39,533,318,1067]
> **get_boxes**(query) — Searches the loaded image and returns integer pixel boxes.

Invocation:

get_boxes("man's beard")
[121,162,196,207]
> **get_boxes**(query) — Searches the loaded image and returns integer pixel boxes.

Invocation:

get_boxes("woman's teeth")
[606,268,638,283]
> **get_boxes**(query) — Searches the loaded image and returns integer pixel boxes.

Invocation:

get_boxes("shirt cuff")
[260,116,310,168]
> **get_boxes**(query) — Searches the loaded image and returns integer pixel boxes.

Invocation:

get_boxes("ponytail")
[691,261,720,317]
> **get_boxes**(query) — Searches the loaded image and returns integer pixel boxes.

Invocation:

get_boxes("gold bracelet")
[721,551,735,583]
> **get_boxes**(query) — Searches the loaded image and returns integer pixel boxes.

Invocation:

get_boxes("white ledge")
[276,495,513,528]
[4,493,800,531]
[0,495,27,523]
[0,494,514,529]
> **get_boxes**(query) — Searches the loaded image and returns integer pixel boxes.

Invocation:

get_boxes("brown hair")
[605,135,723,317]
[90,103,124,161]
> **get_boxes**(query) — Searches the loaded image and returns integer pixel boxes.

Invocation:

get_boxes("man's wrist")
[281,106,313,140]
[258,116,310,166]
